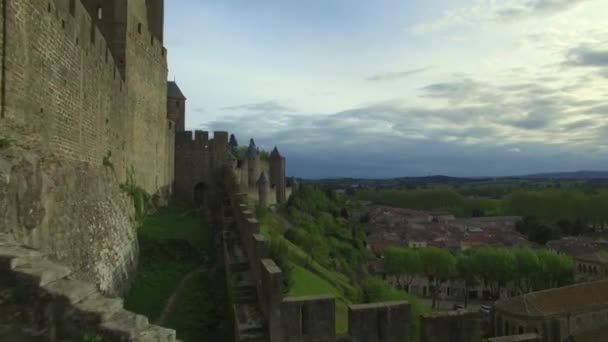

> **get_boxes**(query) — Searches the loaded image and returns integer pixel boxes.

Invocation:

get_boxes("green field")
[124,204,217,341]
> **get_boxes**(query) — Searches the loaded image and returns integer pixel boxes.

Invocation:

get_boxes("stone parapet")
[488,334,542,342]
[0,234,176,342]
[421,310,482,342]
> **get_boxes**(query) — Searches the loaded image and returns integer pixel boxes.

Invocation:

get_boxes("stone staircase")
[223,208,270,342]
[0,234,180,342]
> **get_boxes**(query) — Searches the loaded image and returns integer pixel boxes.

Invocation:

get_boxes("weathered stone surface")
[488,333,542,342]
[421,310,482,342]
[0,238,176,342]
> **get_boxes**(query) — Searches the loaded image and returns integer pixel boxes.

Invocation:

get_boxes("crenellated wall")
[228,192,412,342]
[0,0,173,295]
[0,233,179,342]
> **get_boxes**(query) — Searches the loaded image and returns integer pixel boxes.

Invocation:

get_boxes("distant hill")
[302,171,608,186]
[513,171,608,180]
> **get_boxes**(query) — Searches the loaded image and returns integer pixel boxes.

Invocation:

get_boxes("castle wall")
[2,0,126,169]
[0,0,172,295]
[124,0,170,194]
[174,130,209,203]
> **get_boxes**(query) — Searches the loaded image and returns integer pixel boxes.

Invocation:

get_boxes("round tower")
[269,146,286,204]
[247,139,259,188]
[257,171,268,207]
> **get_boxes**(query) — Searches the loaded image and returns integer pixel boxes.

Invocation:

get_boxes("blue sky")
[164,0,608,178]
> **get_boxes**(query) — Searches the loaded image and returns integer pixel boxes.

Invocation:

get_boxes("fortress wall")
[0,0,164,295]
[281,295,336,342]
[231,193,413,342]
[0,234,177,342]
[2,0,127,168]
[124,0,170,194]
[348,302,411,342]
[174,130,209,203]
[420,310,482,342]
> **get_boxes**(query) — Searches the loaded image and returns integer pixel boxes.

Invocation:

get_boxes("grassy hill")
[256,190,428,339]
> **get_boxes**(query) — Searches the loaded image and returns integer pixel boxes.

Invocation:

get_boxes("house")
[493,280,608,341]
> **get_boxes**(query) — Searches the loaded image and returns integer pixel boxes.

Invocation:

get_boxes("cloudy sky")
[164,0,608,178]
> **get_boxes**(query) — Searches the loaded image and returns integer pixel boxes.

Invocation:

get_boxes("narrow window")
[176,101,180,108]
[137,23,142,34]
[47,3,52,12]
[97,7,103,20]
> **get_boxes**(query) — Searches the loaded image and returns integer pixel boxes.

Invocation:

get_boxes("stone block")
[281,295,336,342]
[488,333,542,342]
[136,324,177,342]
[421,310,481,342]
[349,301,410,342]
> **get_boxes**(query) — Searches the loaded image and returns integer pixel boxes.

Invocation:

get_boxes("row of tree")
[383,246,575,308]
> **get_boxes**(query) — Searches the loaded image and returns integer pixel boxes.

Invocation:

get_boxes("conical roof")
[269,146,283,160]
[167,81,186,99]
[247,138,257,158]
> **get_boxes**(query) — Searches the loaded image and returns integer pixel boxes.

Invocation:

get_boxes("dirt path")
[155,265,208,326]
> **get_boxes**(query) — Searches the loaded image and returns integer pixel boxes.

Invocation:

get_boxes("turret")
[269,146,286,204]
[247,139,259,188]
[257,171,268,207]
[167,81,186,132]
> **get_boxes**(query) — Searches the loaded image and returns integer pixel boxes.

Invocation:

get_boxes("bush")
[268,235,293,292]
[120,166,150,224]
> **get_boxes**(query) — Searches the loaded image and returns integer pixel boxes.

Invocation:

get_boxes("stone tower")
[167,81,186,132]
[269,147,286,204]
[257,171,268,207]
[247,139,259,188]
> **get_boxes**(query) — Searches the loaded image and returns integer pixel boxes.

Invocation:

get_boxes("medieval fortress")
[0,1,552,342]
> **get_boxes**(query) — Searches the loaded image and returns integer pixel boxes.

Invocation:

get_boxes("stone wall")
[0,233,178,342]
[347,302,410,342]
[282,295,336,342]
[124,0,171,194]
[420,310,482,342]
[0,147,139,295]
[0,0,173,294]
[488,334,542,342]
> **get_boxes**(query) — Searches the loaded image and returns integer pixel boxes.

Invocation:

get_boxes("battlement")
[228,193,412,342]
[175,130,233,148]
[420,310,482,342]
[0,233,178,341]
[49,0,127,85]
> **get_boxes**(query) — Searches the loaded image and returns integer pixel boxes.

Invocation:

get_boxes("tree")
[513,248,541,293]
[456,253,477,308]
[419,247,455,308]
[537,249,575,288]
[470,247,516,300]
[383,247,422,292]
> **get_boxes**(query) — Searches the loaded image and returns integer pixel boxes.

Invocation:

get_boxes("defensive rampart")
[227,192,411,342]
